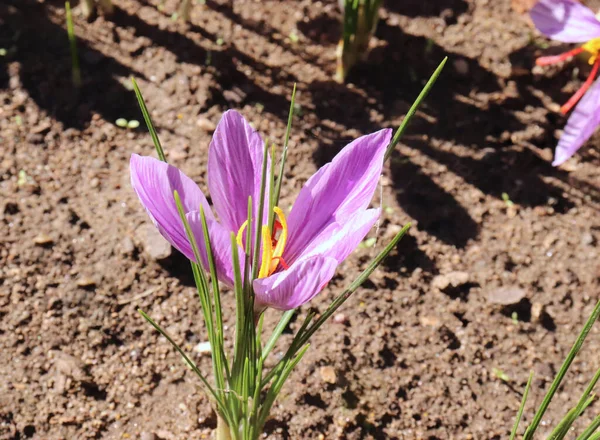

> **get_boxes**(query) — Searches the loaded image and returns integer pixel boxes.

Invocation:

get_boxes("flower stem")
[216,414,233,440]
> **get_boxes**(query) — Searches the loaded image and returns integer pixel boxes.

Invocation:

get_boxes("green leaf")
[65,1,81,88]
[510,371,533,440]
[138,310,226,411]
[523,300,600,439]
[385,57,447,162]
[131,77,166,162]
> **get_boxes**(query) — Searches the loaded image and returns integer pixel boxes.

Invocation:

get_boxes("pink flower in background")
[530,0,600,165]
[131,110,390,311]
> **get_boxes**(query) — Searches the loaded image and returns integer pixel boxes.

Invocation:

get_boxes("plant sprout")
[335,0,382,83]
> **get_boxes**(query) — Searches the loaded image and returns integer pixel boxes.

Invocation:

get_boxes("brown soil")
[2,0,600,439]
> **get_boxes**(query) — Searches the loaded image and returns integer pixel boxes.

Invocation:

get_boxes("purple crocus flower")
[131,110,391,311]
[530,0,600,165]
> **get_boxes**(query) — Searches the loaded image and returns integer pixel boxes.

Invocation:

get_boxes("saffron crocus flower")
[131,110,391,311]
[530,0,600,165]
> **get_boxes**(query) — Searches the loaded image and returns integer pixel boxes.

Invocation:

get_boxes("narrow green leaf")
[262,310,295,361]
[510,371,533,440]
[298,222,411,347]
[578,415,600,440]
[262,223,410,389]
[272,83,297,217]
[131,77,166,162]
[251,141,271,281]
[523,299,600,440]
[384,57,448,162]
[138,310,226,410]
[65,2,81,88]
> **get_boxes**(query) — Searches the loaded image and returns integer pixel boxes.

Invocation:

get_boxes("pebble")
[193,341,212,355]
[453,59,469,76]
[581,232,595,246]
[333,313,347,324]
[33,233,54,246]
[487,286,527,305]
[432,271,470,291]
[196,118,217,132]
[135,224,171,261]
[419,315,441,327]
[76,277,97,288]
[140,432,156,440]
[120,236,135,255]
[319,366,337,384]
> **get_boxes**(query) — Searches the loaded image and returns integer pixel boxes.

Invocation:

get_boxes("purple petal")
[130,154,213,259]
[530,0,600,43]
[553,78,600,166]
[186,212,243,287]
[301,209,381,263]
[208,110,271,234]
[253,256,338,311]
[284,129,391,264]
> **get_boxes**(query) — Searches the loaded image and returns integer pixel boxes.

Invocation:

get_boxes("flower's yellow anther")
[583,37,600,65]
[259,225,273,279]
[236,220,248,248]
[270,207,288,273]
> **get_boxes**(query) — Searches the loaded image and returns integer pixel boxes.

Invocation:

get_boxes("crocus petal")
[285,129,391,264]
[208,110,271,234]
[530,0,600,43]
[300,208,381,263]
[186,212,243,287]
[130,154,213,259]
[253,256,338,311]
[553,77,600,166]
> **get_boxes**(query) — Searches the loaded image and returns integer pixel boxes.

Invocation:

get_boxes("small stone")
[581,232,595,246]
[51,351,92,383]
[453,59,469,76]
[120,236,135,255]
[223,88,246,104]
[432,271,470,291]
[33,233,54,246]
[140,432,156,440]
[76,277,97,288]
[196,118,216,132]
[487,286,527,305]
[135,224,172,261]
[90,178,100,188]
[168,149,188,161]
[193,341,212,355]
[531,302,545,322]
[319,366,337,384]
[419,315,441,327]
[333,313,347,324]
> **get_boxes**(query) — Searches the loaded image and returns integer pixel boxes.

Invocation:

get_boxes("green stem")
[216,414,233,440]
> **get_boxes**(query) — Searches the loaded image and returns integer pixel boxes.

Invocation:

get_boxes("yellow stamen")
[583,37,600,65]
[270,207,288,273]
[259,226,272,278]
[236,220,248,248]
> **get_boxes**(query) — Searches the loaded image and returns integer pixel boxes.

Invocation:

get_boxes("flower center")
[583,37,600,65]
[535,38,600,114]
[235,207,289,278]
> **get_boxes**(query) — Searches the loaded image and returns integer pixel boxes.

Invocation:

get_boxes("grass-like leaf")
[385,57,448,161]
[523,299,600,440]
[131,77,166,162]
[510,371,533,440]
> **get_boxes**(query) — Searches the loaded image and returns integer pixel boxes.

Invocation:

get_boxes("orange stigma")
[236,207,289,278]
[535,37,600,114]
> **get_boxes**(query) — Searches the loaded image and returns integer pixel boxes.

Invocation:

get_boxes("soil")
[2,0,600,438]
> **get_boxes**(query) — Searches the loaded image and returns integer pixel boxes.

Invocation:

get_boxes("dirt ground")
[2,0,600,438]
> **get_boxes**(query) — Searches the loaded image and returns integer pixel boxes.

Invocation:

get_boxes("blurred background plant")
[510,300,600,440]
[336,0,381,83]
